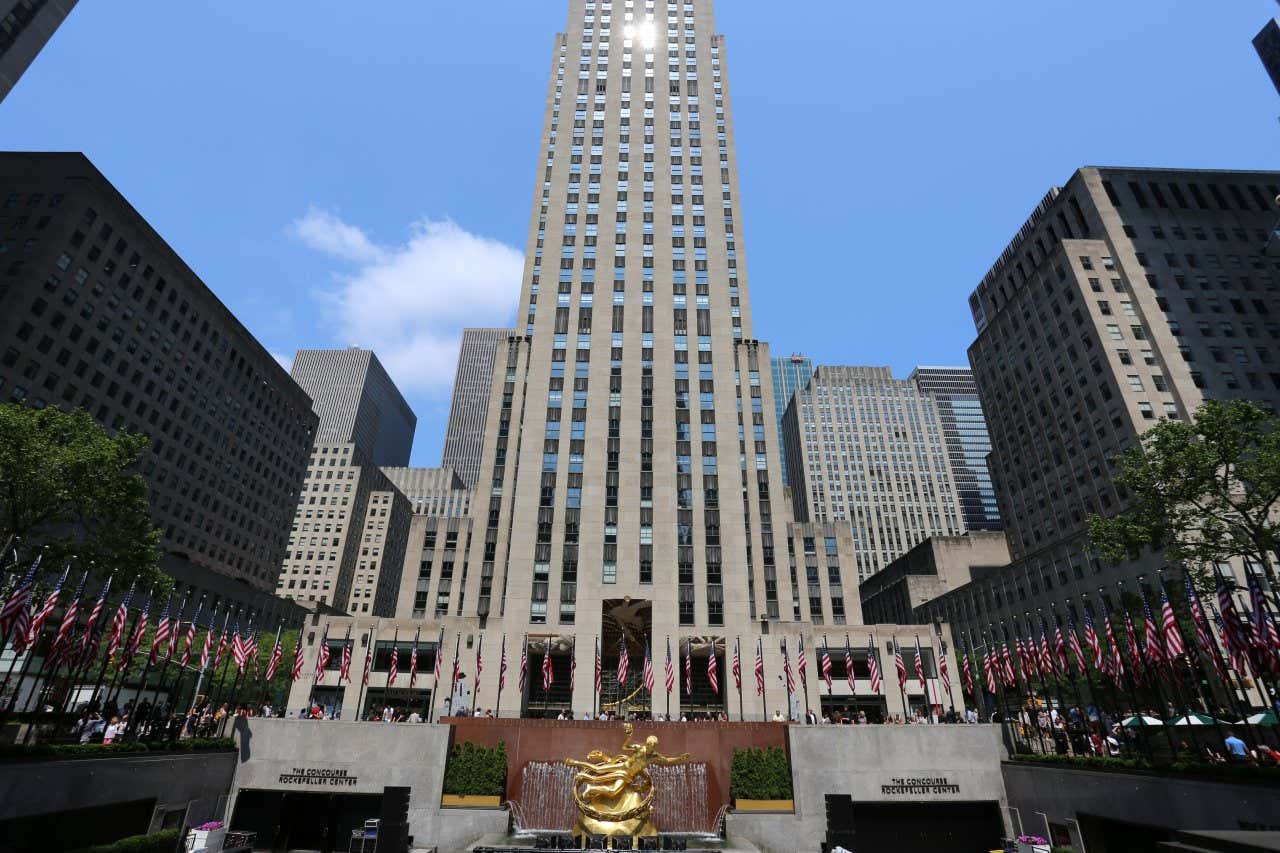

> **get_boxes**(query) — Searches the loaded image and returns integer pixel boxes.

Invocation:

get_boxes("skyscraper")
[918,166,1280,639]
[770,353,813,488]
[0,0,78,102]
[290,348,416,467]
[909,367,1001,532]
[1254,18,1280,97]
[442,328,511,488]
[782,366,964,583]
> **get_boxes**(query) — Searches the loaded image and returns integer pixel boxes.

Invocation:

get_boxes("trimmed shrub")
[730,746,793,800]
[0,738,235,762]
[1013,753,1280,785]
[71,829,182,853]
[442,740,508,796]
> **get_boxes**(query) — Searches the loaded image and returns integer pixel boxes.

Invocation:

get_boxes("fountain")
[515,760,714,835]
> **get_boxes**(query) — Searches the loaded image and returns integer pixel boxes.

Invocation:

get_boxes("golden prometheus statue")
[565,723,691,844]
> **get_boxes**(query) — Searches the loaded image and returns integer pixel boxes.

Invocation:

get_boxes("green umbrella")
[1234,710,1279,726]
[1168,713,1218,726]
[1122,715,1164,727]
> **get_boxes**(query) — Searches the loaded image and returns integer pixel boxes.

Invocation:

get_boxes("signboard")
[277,767,359,787]
[880,776,960,796]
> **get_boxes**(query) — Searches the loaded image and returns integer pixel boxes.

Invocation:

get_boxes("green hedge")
[442,741,507,796]
[1013,753,1280,784]
[0,737,235,762]
[730,746,793,800]
[70,829,181,853]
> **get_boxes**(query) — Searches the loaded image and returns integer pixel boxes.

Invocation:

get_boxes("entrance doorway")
[825,797,1003,853]
[231,790,383,853]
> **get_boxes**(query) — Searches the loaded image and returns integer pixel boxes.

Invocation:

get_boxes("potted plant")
[730,747,794,812]
[187,820,227,852]
[441,741,507,807]
[1016,835,1050,853]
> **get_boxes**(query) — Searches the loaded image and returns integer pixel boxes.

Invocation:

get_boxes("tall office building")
[918,166,1280,640]
[0,0,77,102]
[1255,18,1280,97]
[442,328,510,487]
[290,348,416,467]
[381,466,471,518]
[909,367,1001,532]
[782,366,964,583]
[277,349,419,615]
[289,0,962,723]
[0,153,316,619]
[769,353,813,488]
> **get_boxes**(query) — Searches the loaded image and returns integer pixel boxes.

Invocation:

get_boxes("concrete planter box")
[1016,843,1049,853]
[441,794,503,808]
[186,826,226,851]
[733,799,794,813]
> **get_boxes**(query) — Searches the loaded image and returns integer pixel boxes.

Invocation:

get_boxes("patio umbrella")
[1168,713,1218,726]
[1122,715,1164,727]
[1234,710,1279,726]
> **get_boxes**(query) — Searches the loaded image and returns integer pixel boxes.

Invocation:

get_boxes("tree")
[0,403,162,587]
[1088,399,1280,591]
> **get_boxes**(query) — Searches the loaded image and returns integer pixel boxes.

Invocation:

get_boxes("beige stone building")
[859,533,1010,626]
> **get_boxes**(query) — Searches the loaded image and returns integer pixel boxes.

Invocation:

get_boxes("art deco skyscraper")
[442,328,511,488]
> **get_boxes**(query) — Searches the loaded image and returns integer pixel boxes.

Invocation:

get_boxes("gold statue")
[565,723,690,844]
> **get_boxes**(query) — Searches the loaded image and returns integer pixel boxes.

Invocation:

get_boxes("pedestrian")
[1224,731,1250,764]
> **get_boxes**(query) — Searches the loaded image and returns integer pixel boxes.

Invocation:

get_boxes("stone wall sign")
[880,776,960,795]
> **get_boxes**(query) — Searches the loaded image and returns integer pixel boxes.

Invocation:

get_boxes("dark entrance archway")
[231,789,383,853]
[824,797,1004,853]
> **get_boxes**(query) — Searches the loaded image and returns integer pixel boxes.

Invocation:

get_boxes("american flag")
[388,631,400,686]
[77,575,112,668]
[983,648,997,695]
[1160,589,1186,661]
[409,630,420,688]
[938,638,952,695]
[1216,573,1251,671]
[1016,636,1034,682]
[1102,612,1125,683]
[616,638,629,687]
[642,642,655,692]
[668,638,679,695]
[27,562,69,649]
[961,645,973,697]
[684,639,692,695]
[244,623,259,670]
[149,596,172,667]
[893,640,906,691]
[1122,611,1145,681]
[179,598,202,669]
[542,642,554,691]
[595,637,603,697]
[1083,611,1104,673]
[473,635,483,692]
[451,634,460,687]
[291,632,306,681]
[1053,623,1069,675]
[1067,619,1087,675]
[797,636,808,687]
[1185,576,1223,677]
[435,631,444,683]
[339,636,352,682]
[1214,605,1251,675]
[569,637,576,693]
[49,571,87,667]
[707,643,719,695]
[497,634,505,691]
[233,622,252,674]
[265,626,284,682]
[844,638,855,693]
[1247,570,1280,674]
[753,639,764,696]
[913,635,926,692]
[361,642,373,687]
[104,582,134,664]
[732,638,742,692]
[1038,627,1055,677]
[199,605,219,671]
[314,628,331,681]
[213,616,233,671]
[1141,592,1166,669]
[0,555,39,649]
[122,592,152,672]
[820,637,833,690]
[783,641,796,695]
[999,641,1016,687]
[517,641,527,693]
[867,636,882,693]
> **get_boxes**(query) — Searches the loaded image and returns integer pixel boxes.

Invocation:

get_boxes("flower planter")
[187,826,226,852]
[1016,843,1050,853]
[733,798,794,812]
[441,794,503,808]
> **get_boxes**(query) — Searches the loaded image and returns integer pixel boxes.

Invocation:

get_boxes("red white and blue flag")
[104,582,134,665]
[753,639,765,696]
[820,637,833,691]
[642,641,655,693]
[542,642,554,691]
[867,636,882,693]
[783,641,796,695]
[1083,611,1104,673]
[595,637,603,697]
[1141,592,1167,669]
[148,596,173,667]
[517,639,527,693]
[265,625,284,683]
[1067,618,1087,675]
[27,562,69,649]
[1185,575,1223,677]
[339,634,353,682]
[667,638,678,696]
[179,598,202,669]
[314,627,331,681]
[1247,570,1280,674]
[893,640,906,691]
[844,637,855,693]
[0,555,39,650]
[77,575,112,668]
[50,571,87,667]
[1160,589,1186,661]
[732,638,742,693]
[982,648,996,695]
[616,638,629,687]
[797,636,808,688]
[938,637,952,695]
[684,639,692,695]
[913,635,926,692]
[291,630,306,681]
[496,634,505,691]
[1102,612,1125,684]
[707,643,719,695]
[122,591,152,672]
[961,644,973,698]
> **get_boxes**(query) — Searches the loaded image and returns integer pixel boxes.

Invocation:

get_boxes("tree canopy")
[1088,399,1280,588]
[0,403,163,587]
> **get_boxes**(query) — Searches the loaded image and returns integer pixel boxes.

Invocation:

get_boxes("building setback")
[782,366,964,584]
[441,328,511,488]
[909,367,1001,532]
[0,152,316,619]
[919,166,1280,642]
[769,352,813,489]
[0,0,77,102]
[290,348,416,468]
[288,0,962,723]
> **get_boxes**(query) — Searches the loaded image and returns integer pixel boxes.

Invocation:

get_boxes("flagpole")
[1101,587,1163,761]
[1241,563,1280,712]
[143,592,192,737]
[207,607,240,718]
[353,621,370,721]
[736,637,744,721]
[450,633,461,718]
[1120,580,1184,758]
[86,580,132,712]
[307,623,327,713]
[471,633,482,715]
[1033,610,1069,743]
[0,553,45,700]
[429,628,444,721]
[105,588,152,711]
[259,620,284,711]
[568,635,575,717]
[846,633,855,702]
[894,638,908,721]
[165,596,209,732]
[0,576,56,713]
[186,604,219,726]
[494,633,505,718]
[758,638,768,722]
[593,636,600,719]
[799,637,811,720]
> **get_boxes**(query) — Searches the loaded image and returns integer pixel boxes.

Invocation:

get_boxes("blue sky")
[3,1,1277,466]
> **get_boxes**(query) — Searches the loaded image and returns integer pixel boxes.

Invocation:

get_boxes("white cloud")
[291,210,522,394]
